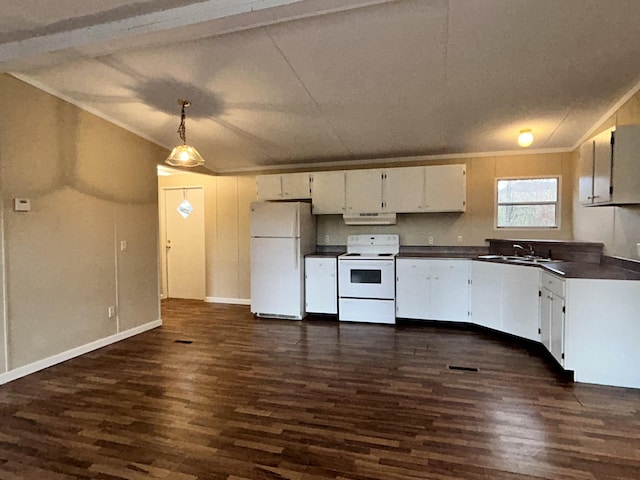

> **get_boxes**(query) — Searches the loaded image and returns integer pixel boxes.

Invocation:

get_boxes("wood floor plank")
[0,299,638,479]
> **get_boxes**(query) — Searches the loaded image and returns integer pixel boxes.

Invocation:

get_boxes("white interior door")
[163,187,205,300]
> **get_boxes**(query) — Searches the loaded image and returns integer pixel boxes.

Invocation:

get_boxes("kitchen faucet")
[513,243,535,256]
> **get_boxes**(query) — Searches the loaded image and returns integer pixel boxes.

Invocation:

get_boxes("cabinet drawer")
[430,259,470,276]
[541,272,565,298]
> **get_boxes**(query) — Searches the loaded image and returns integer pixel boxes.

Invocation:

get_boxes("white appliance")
[338,234,399,324]
[250,201,316,320]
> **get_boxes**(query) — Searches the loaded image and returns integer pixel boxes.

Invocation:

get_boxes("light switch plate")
[13,198,31,212]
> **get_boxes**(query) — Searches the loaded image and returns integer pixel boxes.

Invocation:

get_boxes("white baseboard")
[205,297,251,306]
[0,319,162,385]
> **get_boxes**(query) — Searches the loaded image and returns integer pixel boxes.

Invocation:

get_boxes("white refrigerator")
[250,201,316,319]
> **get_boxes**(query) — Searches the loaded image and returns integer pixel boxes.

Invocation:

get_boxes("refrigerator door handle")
[294,240,299,269]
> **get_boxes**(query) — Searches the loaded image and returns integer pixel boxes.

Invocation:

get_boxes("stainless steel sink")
[477,254,558,264]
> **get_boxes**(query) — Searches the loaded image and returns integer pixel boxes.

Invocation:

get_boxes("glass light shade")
[518,129,534,147]
[165,144,205,167]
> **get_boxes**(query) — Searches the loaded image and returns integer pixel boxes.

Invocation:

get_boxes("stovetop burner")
[340,234,400,258]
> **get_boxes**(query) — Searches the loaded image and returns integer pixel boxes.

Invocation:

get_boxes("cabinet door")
[592,129,613,204]
[578,140,595,205]
[500,265,540,341]
[550,292,565,366]
[383,167,425,213]
[610,125,640,204]
[345,169,384,214]
[470,261,502,330]
[395,259,430,319]
[305,257,337,314]
[256,175,282,200]
[425,164,466,212]
[540,288,552,352]
[282,173,311,199]
[311,171,346,214]
[430,260,470,322]
[541,287,564,366]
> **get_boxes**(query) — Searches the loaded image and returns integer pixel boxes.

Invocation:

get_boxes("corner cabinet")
[470,261,539,341]
[578,124,640,205]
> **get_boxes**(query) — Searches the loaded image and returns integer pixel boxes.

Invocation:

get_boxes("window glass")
[497,178,559,228]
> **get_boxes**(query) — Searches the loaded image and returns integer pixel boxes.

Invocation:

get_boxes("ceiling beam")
[1,0,397,72]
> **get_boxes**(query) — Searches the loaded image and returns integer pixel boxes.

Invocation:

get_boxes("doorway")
[160,186,205,299]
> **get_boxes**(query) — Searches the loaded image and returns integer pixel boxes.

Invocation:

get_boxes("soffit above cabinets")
[4,0,640,173]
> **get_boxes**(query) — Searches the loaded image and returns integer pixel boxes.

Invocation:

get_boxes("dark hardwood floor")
[0,299,639,479]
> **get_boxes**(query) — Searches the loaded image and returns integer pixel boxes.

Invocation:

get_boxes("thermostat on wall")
[13,198,31,212]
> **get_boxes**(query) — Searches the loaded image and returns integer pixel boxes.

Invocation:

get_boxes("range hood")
[342,212,397,225]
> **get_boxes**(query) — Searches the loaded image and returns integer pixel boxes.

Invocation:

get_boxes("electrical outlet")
[457,235,463,244]
[428,236,434,245]
[120,240,128,251]
[324,234,330,244]
[108,306,115,318]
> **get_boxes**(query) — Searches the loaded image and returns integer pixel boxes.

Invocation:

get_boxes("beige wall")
[158,172,256,302]
[572,91,640,260]
[317,152,574,246]
[0,74,164,370]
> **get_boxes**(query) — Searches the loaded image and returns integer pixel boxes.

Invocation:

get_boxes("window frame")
[494,176,561,230]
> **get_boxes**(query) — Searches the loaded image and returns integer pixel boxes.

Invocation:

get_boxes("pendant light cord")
[178,99,190,144]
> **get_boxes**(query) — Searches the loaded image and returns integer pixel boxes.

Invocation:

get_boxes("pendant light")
[165,99,205,167]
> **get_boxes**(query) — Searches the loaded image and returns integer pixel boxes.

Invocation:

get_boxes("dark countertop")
[306,253,340,258]
[476,257,640,280]
[397,253,475,259]
[541,261,640,280]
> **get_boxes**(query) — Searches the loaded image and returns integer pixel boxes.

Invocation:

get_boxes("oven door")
[338,259,395,299]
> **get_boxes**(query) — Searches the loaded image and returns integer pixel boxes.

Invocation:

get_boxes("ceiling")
[3,0,640,174]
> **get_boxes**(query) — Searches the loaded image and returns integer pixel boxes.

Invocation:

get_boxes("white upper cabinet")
[578,140,595,205]
[256,173,311,200]
[593,128,613,204]
[257,163,467,214]
[579,124,640,205]
[383,167,425,213]
[310,171,346,214]
[345,169,384,214]
[425,164,466,212]
[610,125,640,204]
[256,174,283,200]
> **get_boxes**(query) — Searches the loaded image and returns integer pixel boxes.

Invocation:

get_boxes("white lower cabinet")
[470,261,540,341]
[562,277,640,389]
[395,258,430,319]
[540,271,565,366]
[394,259,640,389]
[501,264,540,341]
[470,261,502,331]
[396,258,469,321]
[305,257,337,314]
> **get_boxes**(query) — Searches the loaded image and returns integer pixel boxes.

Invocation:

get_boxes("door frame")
[159,186,205,299]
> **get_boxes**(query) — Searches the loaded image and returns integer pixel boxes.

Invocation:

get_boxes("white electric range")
[337,234,399,324]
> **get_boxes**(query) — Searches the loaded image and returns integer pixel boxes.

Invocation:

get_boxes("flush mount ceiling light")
[517,129,534,148]
[165,99,205,167]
